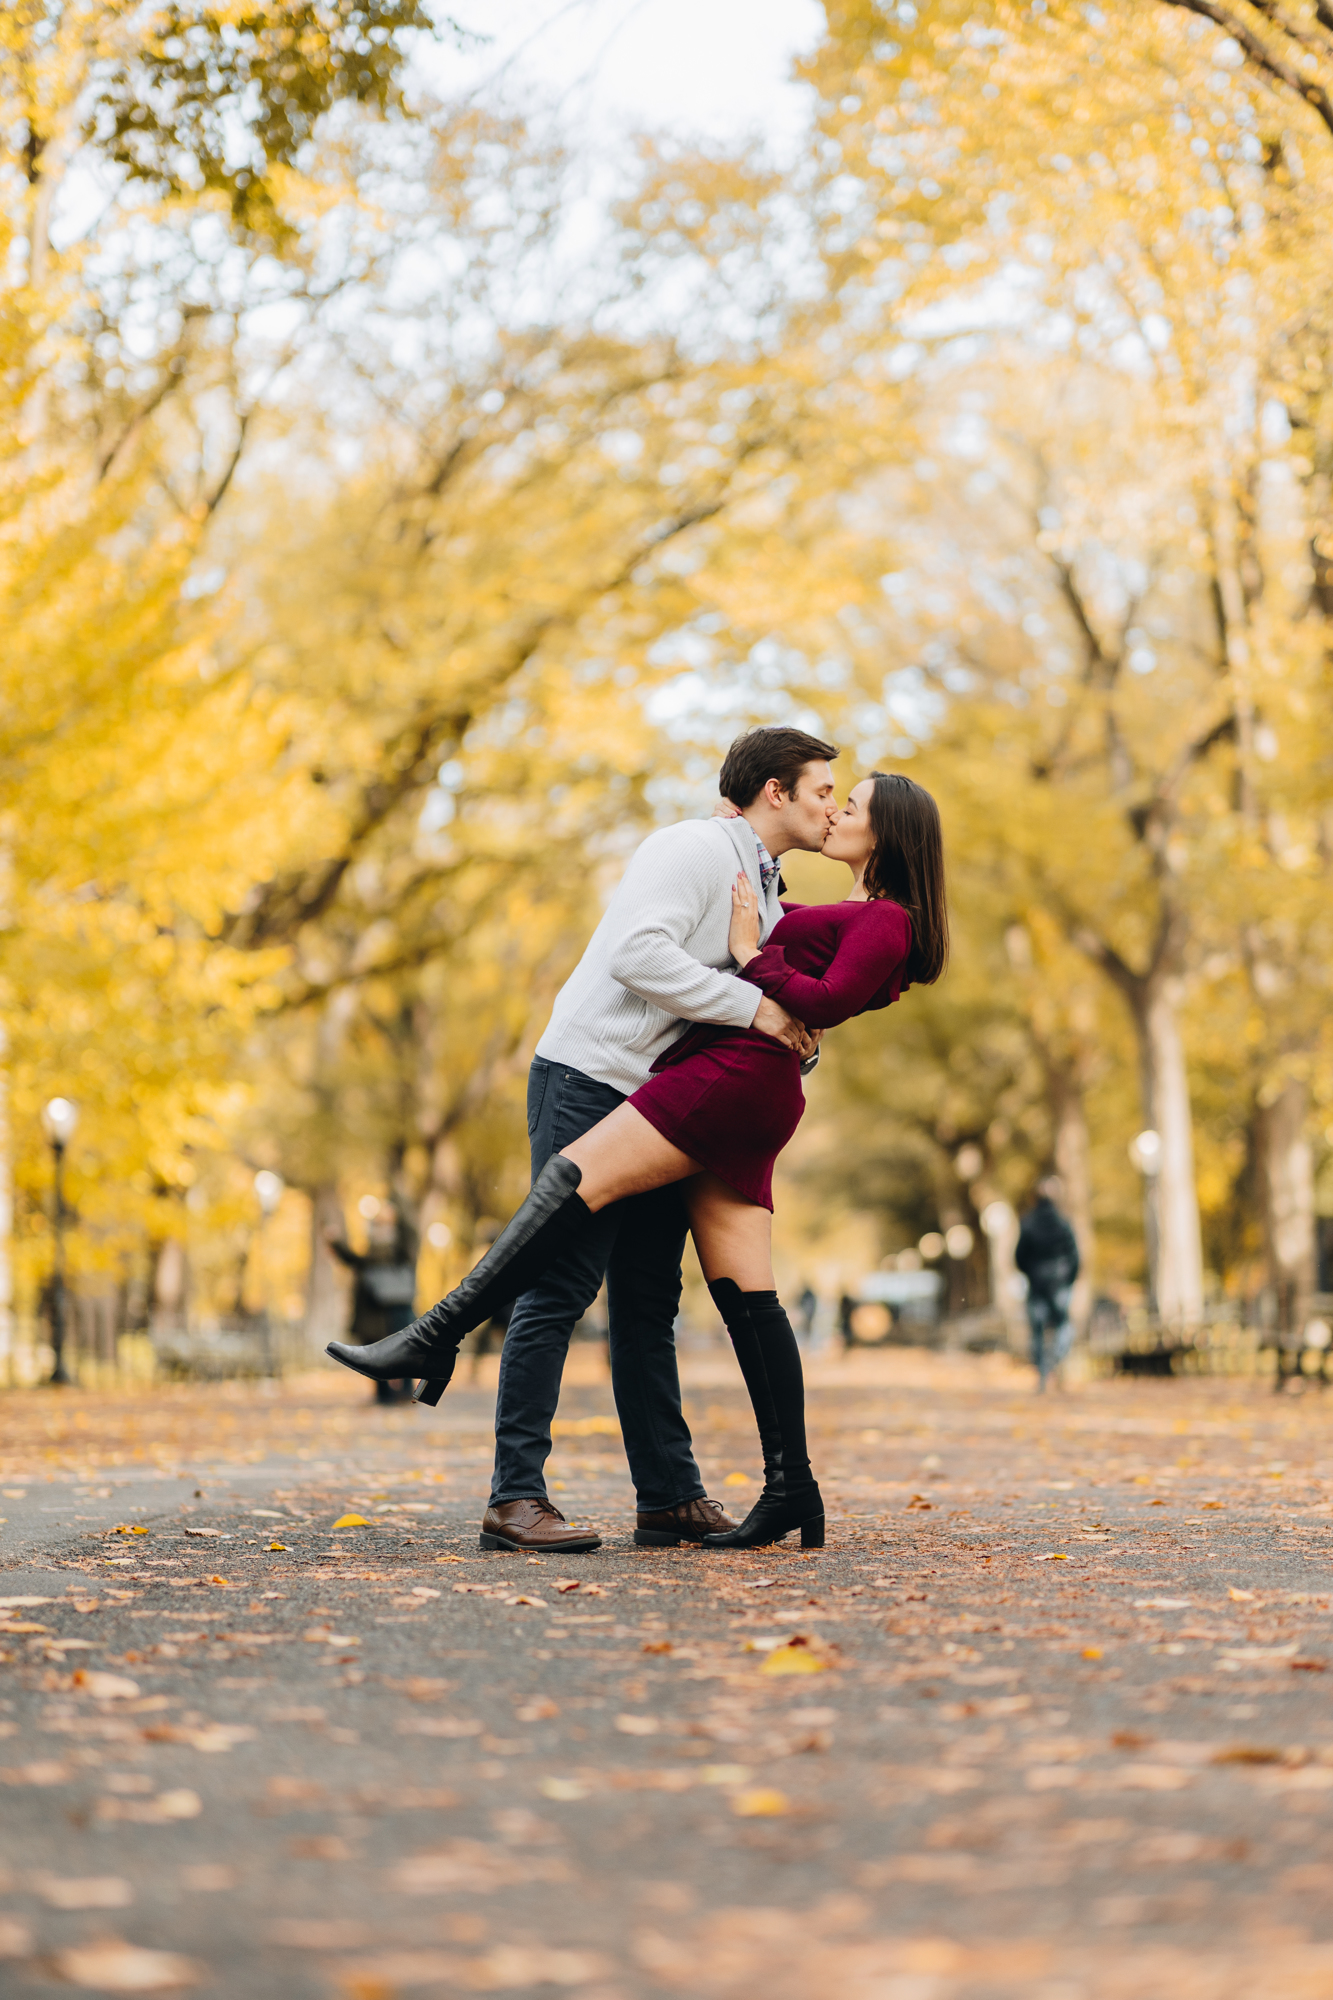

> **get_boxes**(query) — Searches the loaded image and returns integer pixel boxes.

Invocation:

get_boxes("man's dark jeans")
[489,1056,705,1512]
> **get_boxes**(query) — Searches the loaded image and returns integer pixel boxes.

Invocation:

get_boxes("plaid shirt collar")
[753,829,781,898]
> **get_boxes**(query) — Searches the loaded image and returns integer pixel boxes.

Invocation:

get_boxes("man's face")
[771,760,839,853]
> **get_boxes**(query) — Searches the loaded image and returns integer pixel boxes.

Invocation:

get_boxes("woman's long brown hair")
[862,772,949,984]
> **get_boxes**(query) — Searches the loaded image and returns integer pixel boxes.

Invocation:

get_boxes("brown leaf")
[0,1916,32,1958]
[32,1876,133,1910]
[52,1940,202,1991]
[268,1919,374,1949]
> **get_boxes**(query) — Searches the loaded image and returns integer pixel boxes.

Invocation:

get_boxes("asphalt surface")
[3,1353,1333,1998]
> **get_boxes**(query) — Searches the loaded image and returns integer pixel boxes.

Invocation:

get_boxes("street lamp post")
[1129,1129,1162,1319]
[40,1098,79,1385]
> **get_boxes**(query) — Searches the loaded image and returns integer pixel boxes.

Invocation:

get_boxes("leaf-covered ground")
[3,1349,1333,1997]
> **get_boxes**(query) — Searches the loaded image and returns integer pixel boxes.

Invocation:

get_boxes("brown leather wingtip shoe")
[634,1495,740,1547]
[480,1498,601,1553]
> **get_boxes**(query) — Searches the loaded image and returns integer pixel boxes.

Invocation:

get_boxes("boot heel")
[413,1379,447,1407]
[801,1515,825,1548]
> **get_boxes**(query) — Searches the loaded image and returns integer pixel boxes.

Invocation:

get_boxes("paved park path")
[3,1349,1333,1999]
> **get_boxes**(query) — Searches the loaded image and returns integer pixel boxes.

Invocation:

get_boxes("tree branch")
[1156,0,1333,138]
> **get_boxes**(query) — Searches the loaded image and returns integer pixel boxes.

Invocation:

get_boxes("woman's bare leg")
[561,1103,700,1213]
[684,1174,775,1289]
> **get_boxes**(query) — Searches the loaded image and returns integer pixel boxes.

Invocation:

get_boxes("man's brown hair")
[718,726,839,808]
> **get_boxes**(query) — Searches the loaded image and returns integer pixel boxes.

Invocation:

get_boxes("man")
[481,725,840,1553]
[1015,1177,1081,1393]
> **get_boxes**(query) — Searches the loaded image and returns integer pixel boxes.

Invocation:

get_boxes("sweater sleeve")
[607,828,762,1030]
[739,904,910,1029]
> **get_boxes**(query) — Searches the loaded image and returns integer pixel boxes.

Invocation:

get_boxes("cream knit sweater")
[536,814,784,1096]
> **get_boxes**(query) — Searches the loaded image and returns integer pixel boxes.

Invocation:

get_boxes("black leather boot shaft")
[326,1155,592,1386]
[701,1279,823,1548]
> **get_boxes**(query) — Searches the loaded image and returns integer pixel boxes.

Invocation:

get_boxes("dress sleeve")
[739,904,910,1028]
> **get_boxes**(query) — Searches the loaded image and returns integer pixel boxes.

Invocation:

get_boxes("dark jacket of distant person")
[1014,1195,1079,1303]
[328,1214,418,1346]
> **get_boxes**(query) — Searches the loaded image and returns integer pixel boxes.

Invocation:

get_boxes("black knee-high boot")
[702,1279,824,1549]
[326,1156,594,1405]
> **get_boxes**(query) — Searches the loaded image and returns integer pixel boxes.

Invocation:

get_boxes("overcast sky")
[443,0,824,151]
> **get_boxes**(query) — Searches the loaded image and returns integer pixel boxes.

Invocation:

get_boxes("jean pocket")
[527,1060,553,1139]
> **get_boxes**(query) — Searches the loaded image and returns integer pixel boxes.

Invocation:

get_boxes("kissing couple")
[329,726,948,1553]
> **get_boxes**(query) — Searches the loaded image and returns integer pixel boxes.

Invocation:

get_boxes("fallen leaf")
[506,1596,545,1608]
[540,1777,589,1801]
[332,1514,369,1528]
[760,1640,830,1678]
[1036,1553,1069,1562]
[95,1790,203,1824]
[1134,1599,1190,1610]
[268,1919,374,1949]
[615,1714,659,1735]
[516,1700,558,1721]
[641,1641,672,1655]
[723,1472,753,1486]
[1291,1659,1327,1673]
[179,1865,236,1892]
[267,1543,288,1553]
[1082,1648,1103,1660]
[182,1528,221,1539]
[73,1671,140,1701]
[746,1579,779,1589]
[0,1917,33,1957]
[33,1875,133,1910]
[0,1595,51,1608]
[553,1579,581,1595]
[433,1555,466,1564]
[1213,1744,1289,1765]
[907,1495,934,1510]
[0,1762,69,1786]
[732,1788,791,1817]
[1228,1588,1256,1602]
[409,1587,441,1599]
[207,1576,230,1587]
[52,1940,202,1991]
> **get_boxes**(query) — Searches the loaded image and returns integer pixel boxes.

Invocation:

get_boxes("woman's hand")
[729,870,763,966]
[711,800,742,819]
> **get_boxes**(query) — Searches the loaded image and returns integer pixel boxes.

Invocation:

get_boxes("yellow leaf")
[540,1777,588,1801]
[207,1576,230,1586]
[759,1642,829,1677]
[732,1788,791,1817]
[1082,1647,1102,1659]
[267,1543,287,1552]
[723,1472,752,1486]
[1228,1588,1255,1602]
[332,1514,369,1528]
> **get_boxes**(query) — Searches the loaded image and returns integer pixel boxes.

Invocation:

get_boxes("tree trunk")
[1049,1059,1095,1330]
[304,1184,347,1348]
[1130,978,1205,1326]
[1255,1079,1315,1335]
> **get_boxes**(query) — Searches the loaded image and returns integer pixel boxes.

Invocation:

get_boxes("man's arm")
[607,828,806,1048]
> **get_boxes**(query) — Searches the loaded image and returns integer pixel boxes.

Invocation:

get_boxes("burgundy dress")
[629,898,913,1211]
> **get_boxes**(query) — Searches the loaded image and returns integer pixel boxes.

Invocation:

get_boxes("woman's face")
[822,778,876,872]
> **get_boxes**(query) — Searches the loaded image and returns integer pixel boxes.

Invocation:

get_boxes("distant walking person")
[1015,1179,1080,1392]
[324,1206,419,1405]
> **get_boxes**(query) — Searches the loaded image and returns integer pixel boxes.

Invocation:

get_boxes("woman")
[328,772,948,1548]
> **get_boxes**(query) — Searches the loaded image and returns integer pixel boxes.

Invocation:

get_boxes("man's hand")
[753,995,808,1051]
